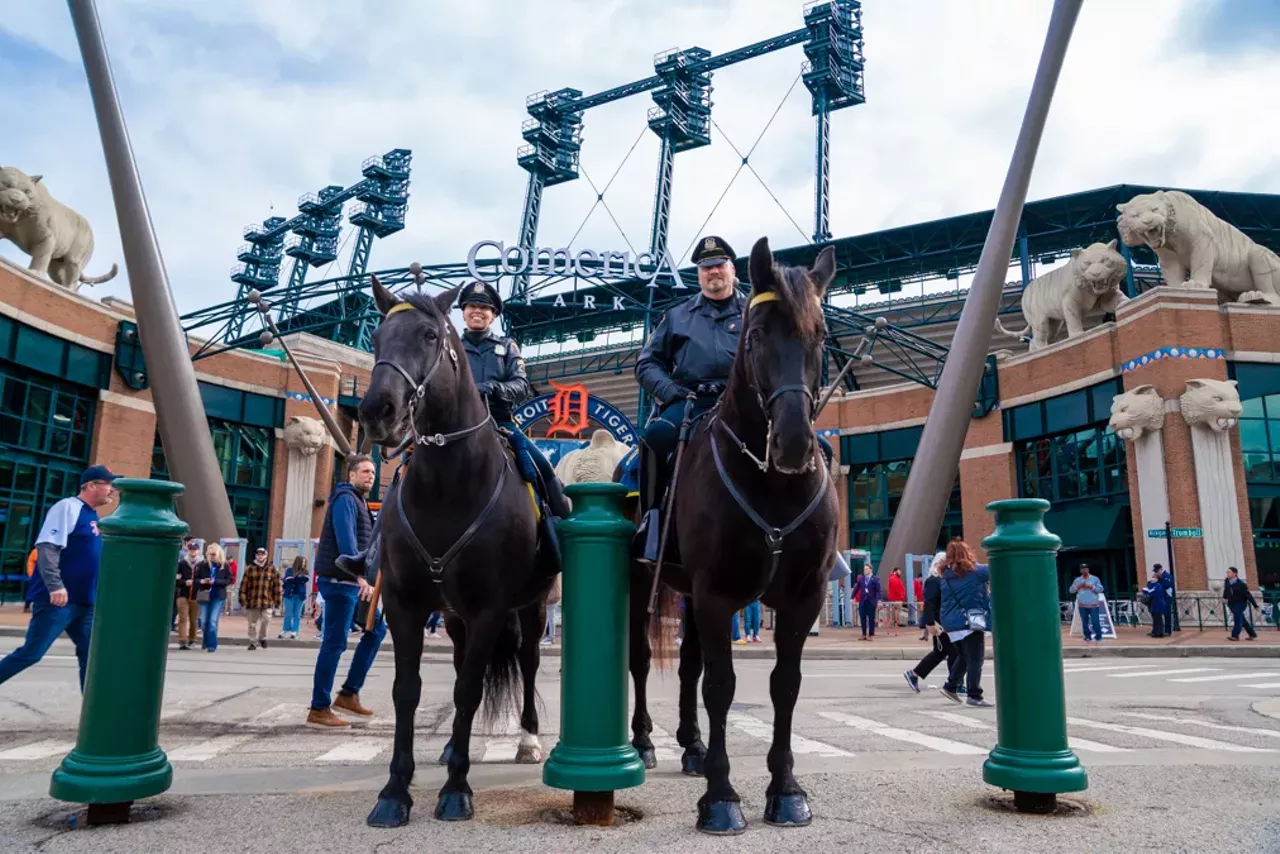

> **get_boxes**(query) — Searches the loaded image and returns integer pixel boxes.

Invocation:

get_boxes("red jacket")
[887,573,906,602]
[913,577,924,602]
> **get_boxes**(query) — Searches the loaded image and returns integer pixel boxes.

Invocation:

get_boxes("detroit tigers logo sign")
[513,388,637,446]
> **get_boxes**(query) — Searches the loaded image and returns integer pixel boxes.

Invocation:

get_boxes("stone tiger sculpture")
[0,166,118,291]
[554,429,631,486]
[1116,189,1280,306]
[995,239,1129,351]
[1108,384,1166,441]
[1179,378,1243,432]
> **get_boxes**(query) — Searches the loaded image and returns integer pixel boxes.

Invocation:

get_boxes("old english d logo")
[546,380,590,438]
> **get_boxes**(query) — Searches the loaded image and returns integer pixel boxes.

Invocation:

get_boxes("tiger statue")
[1116,190,1280,306]
[0,166,118,291]
[995,239,1129,351]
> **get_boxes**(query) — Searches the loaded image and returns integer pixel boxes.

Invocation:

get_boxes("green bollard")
[543,482,645,825]
[982,498,1087,813]
[50,479,188,825]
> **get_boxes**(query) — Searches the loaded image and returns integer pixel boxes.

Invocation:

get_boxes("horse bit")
[371,303,509,583]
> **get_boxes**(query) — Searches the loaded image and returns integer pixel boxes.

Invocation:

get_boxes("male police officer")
[634,236,745,549]
[455,279,570,522]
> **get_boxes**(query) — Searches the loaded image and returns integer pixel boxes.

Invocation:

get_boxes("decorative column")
[1179,379,1246,586]
[282,416,326,539]
[1107,385,1170,575]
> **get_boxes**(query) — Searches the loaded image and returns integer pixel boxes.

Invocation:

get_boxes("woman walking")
[903,552,964,693]
[937,538,992,708]
[280,556,309,639]
[194,543,233,653]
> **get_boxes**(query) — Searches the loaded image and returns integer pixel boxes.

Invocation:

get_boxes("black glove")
[476,382,493,397]
[662,386,694,406]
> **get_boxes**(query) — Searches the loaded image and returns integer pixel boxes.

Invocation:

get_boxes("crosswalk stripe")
[1067,718,1273,752]
[317,739,388,762]
[1241,683,1280,689]
[1167,672,1280,684]
[0,740,75,760]
[921,711,1128,753]
[1104,668,1216,678]
[649,723,681,762]
[1119,713,1280,740]
[1061,664,1171,674]
[481,737,519,762]
[727,711,852,757]
[819,711,986,755]
[168,735,254,761]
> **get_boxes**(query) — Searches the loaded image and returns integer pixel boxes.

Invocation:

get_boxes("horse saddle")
[496,433,563,579]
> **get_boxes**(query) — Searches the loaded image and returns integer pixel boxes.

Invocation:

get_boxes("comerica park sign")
[467,240,688,290]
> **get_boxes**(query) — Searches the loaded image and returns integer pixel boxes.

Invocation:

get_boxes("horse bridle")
[372,303,493,450]
[717,290,821,475]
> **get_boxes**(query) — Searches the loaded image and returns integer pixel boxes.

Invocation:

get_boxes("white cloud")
[2,0,1277,323]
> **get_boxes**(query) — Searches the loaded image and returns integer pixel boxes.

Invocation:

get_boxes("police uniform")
[457,281,570,521]
[634,236,744,511]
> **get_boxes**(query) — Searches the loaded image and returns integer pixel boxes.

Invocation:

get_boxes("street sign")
[1147,528,1202,539]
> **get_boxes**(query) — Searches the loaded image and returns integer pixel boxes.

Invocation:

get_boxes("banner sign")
[513,382,637,446]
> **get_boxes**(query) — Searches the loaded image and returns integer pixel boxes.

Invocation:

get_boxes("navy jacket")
[1223,578,1258,609]
[636,292,747,407]
[853,574,882,609]
[462,328,531,422]
[938,565,992,633]
[314,483,375,584]
[1142,580,1169,613]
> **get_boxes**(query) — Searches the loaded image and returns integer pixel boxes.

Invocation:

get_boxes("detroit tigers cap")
[80,464,119,485]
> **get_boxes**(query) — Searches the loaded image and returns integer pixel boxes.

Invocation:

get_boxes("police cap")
[458,280,503,315]
[691,235,735,268]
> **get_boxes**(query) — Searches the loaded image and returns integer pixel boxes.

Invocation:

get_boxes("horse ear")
[810,246,836,296]
[370,274,400,317]
[749,237,775,292]
[434,284,463,318]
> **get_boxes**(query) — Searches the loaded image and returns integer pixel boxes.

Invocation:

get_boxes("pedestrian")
[175,537,201,650]
[194,543,233,652]
[853,565,882,640]
[1223,566,1259,641]
[904,551,965,694]
[913,572,925,639]
[426,610,443,639]
[1141,570,1170,638]
[1156,563,1176,632]
[239,547,282,650]
[887,567,906,628]
[279,556,309,639]
[1069,563,1105,643]
[306,455,386,730]
[0,465,117,691]
[938,538,992,707]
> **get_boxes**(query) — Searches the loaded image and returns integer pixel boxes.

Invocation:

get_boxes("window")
[847,455,962,565]
[0,316,110,390]
[1004,378,1123,442]
[1015,426,1126,505]
[1237,391,1280,589]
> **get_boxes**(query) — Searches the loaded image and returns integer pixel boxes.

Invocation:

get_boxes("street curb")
[3,625,1277,659]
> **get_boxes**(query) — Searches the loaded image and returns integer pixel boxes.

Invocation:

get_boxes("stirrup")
[636,508,661,563]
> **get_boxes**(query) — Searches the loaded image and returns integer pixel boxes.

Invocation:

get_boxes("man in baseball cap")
[0,464,117,691]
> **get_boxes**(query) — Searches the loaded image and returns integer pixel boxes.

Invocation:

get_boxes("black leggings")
[912,632,960,680]
[943,632,985,701]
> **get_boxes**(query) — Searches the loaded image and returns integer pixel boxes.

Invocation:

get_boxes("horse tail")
[647,584,680,669]
[480,611,522,728]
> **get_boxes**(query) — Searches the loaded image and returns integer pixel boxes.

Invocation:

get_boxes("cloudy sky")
[3,0,1278,324]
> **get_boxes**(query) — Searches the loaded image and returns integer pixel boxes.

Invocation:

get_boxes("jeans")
[200,598,224,650]
[282,597,305,634]
[426,611,442,633]
[744,601,762,638]
[944,631,985,700]
[497,421,554,490]
[311,578,387,711]
[913,632,960,680]
[1080,605,1102,641]
[1150,609,1169,637]
[543,604,558,641]
[0,600,94,690]
[732,611,741,641]
[1230,602,1257,639]
[859,600,877,636]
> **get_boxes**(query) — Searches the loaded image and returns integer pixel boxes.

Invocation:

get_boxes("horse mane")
[403,291,443,318]
[753,263,825,347]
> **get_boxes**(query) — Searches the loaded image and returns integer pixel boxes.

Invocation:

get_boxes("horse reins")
[372,300,510,585]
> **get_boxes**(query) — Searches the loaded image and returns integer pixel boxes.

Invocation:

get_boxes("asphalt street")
[1,636,1279,851]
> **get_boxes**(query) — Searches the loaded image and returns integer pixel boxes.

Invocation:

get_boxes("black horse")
[624,237,839,835]
[358,279,555,827]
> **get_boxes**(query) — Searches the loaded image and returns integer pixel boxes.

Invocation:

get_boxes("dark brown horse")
[357,280,554,828]
[624,237,839,834]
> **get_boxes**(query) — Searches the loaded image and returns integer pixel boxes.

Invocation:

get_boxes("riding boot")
[634,444,669,563]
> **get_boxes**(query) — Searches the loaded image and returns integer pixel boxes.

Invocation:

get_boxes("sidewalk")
[2,605,1277,658]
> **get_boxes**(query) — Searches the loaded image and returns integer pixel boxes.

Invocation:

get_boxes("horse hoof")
[435,792,474,821]
[515,744,543,764]
[764,793,813,827]
[438,743,453,766]
[681,749,705,777]
[696,800,747,835]
[637,746,657,770]
[366,797,411,828]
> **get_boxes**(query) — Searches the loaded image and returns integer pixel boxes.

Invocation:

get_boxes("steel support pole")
[813,91,832,244]
[878,0,1082,578]
[67,0,238,543]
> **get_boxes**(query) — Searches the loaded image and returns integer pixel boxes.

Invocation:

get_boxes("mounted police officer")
[633,236,746,555]
[336,280,569,580]
[455,279,570,524]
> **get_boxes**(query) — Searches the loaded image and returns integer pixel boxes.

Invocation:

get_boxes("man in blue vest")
[307,454,386,730]
[0,464,117,691]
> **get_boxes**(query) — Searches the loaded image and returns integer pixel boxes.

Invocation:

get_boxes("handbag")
[196,589,211,604]
[943,574,987,632]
